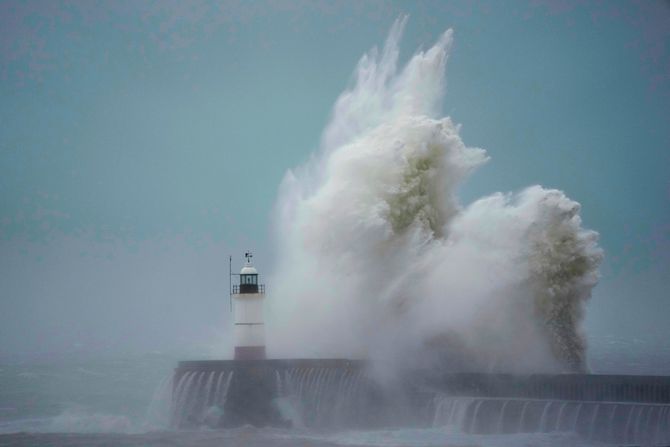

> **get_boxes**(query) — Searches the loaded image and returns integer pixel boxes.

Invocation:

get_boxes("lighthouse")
[231,252,266,360]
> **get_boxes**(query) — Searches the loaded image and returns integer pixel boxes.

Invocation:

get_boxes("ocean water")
[1,336,669,447]
[0,354,174,435]
[0,428,604,447]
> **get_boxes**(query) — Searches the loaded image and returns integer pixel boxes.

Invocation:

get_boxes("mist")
[0,234,237,363]
[267,19,603,374]
[0,0,667,372]
[1,3,669,444]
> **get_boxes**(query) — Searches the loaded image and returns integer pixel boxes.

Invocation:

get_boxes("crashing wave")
[268,17,602,374]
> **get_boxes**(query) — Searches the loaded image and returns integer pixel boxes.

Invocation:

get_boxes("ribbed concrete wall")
[428,373,670,404]
[172,360,670,429]
[172,359,363,428]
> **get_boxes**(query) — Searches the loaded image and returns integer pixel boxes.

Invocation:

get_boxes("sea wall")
[172,359,670,440]
[426,372,670,404]
[172,359,365,428]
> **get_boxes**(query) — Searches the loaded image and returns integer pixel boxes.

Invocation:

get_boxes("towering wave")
[267,18,603,374]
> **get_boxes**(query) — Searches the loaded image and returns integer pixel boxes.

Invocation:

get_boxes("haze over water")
[1,1,669,446]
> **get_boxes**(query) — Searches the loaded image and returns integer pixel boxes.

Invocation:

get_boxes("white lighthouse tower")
[231,252,266,360]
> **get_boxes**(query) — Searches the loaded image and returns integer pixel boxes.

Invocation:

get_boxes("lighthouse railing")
[232,284,265,294]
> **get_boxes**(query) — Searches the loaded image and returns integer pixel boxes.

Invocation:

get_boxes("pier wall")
[428,372,670,404]
[172,359,670,435]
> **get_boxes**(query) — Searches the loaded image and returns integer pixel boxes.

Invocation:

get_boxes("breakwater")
[172,359,368,428]
[427,372,670,403]
[172,360,670,443]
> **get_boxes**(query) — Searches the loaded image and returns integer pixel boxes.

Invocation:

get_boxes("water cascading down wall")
[172,360,670,444]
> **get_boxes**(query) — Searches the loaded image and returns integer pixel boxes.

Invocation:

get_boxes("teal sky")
[1,1,669,361]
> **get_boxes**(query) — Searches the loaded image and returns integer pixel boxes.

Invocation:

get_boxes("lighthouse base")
[234,346,266,360]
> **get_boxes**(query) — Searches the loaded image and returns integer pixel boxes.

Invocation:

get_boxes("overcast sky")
[1,0,668,362]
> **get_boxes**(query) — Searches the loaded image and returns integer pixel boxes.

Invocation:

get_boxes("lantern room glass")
[241,274,257,285]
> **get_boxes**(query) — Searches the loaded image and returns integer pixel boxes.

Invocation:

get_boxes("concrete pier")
[172,359,362,428]
[427,372,670,404]
[172,359,670,442]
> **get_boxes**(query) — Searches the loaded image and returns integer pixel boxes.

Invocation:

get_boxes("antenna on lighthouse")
[229,255,232,312]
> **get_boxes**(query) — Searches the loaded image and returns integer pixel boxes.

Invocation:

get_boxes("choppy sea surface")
[1,335,669,447]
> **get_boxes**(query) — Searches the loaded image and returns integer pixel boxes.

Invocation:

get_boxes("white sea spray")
[267,18,603,374]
